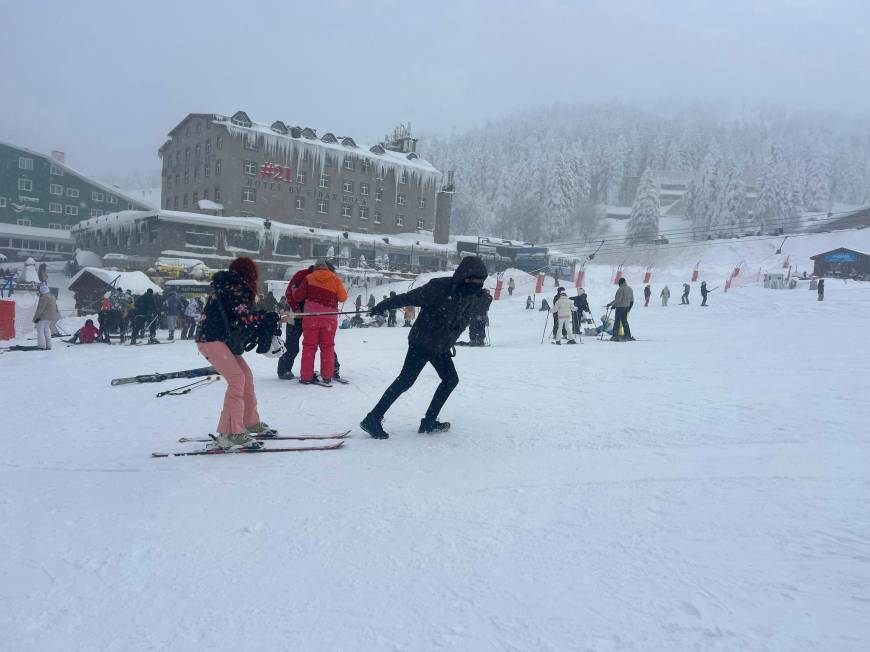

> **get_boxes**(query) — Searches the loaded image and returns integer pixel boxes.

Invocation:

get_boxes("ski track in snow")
[2,278,870,651]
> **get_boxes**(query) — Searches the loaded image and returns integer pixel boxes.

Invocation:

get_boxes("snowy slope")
[2,269,869,650]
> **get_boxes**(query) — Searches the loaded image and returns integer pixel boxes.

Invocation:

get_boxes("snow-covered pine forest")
[424,103,870,242]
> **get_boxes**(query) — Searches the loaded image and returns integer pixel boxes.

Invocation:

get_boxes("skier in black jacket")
[130,289,159,344]
[361,256,491,439]
[570,288,590,334]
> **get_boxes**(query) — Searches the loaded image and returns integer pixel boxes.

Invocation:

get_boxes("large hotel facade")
[158,111,454,243]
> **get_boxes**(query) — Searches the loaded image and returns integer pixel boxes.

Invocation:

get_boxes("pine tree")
[804,157,831,212]
[627,168,660,245]
[685,144,722,238]
[711,162,746,237]
[754,146,790,233]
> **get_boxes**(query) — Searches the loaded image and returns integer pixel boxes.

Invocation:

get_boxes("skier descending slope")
[361,256,492,439]
[196,256,281,450]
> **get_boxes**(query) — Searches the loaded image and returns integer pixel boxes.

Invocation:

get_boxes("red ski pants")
[301,313,337,381]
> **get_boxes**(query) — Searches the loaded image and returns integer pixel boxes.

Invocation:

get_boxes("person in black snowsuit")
[644,284,652,307]
[130,289,159,344]
[817,278,824,301]
[681,283,690,305]
[361,256,491,439]
[570,289,590,334]
[700,281,710,306]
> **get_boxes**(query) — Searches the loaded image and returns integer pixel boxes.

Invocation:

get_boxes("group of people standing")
[194,255,493,449]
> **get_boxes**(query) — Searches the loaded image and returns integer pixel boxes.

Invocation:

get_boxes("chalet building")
[157,112,454,243]
[0,141,152,230]
[72,210,456,279]
[810,247,870,279]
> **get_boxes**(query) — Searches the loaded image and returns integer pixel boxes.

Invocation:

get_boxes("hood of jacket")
[452,256,488,283]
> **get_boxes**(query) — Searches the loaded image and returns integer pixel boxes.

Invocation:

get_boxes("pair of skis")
[152,430,351,458]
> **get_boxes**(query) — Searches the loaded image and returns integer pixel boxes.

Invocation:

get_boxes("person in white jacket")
[553,291,577,344]
[660,285,671,307]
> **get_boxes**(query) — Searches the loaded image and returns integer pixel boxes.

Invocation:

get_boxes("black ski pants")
[613,306,632,339]
[370,345,458,420]
[278,320,340,377]
[701,293,708,306]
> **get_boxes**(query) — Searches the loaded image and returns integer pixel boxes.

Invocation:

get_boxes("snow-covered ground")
[2,269,869,651]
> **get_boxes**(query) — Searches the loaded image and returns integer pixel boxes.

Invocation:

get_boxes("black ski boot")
[360,413,390,439]
[418,418,451,434]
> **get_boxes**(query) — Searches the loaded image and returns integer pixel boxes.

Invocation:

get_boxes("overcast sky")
[2,0,868,183]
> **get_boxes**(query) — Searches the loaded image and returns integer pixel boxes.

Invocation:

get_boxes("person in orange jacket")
[291,259,348,385]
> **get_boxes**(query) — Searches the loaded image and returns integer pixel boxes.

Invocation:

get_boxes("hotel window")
[214,187,221,201]
[359,206,369,220]
[296,171,306,184]
[108,195,118,204]
[396,193,406,206]
[399,170,408,184]
[195,144,201,158]
[196,121,202,134]
[419,197,426,209]
[361,159,370,174]
[341,203,352,218]
[417,217,425,229]
[174,197,179,209]
[48,223,63,229]
[375,187,383,202]
[319,174,330,189]
[19,157,33,170]
[203,189,209,200]
[324,155,334,168]
[194,167,199,181]
[49,203,62,213]
[205,140,211,155]
[374,211,382,224]
[360,183,369,196]
[243,136,258,151]
[242,187,256,203]
[343,158,354,170]
[185,148,190,162]
[175,174,180,186]
[92,191,104,201]
[183,194,189,208]
[65,205,78,216]
[317,199,329,214]
[342,180,353,193]
[0,197,5,207]
[396,214,405,227]
[184,171,190,184]
[90,209,102,217]
[204,163,210,178]
[17,218,31,226]
[175,152,181,166]
[216,135,223,150]
[376,168,384,181]
[50,164,63,176]
[66,188,79,198]
[193,192,199,205]
[295,197,305,210]
[215,160,222,175]
[50,184,63,195]
[18,178,33,191]
[243,160,258,176]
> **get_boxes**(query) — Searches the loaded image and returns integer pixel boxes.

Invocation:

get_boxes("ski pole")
[157,376,220,398]
[539,308,551,344]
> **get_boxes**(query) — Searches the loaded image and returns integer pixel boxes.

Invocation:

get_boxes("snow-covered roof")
[73,210,457,255]
[68,267,162,295]
[0,222,73,241]
[0,140,152,209]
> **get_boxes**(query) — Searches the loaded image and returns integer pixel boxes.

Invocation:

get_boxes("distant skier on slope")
[508,277,516,296]
[660,285,670,306]
[607,277,635,341]
[644,284,652,307]
[553,291,577,344]
[701,281,711,306]
[570,287,590,335]
[681,283,690,305]
[817,278,825,301]
[551,286,566,340]
[360,256,491,439]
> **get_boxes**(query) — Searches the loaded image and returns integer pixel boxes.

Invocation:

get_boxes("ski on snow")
[111,366,217,386]
[177,430,351,443]
[152,440,345,458]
